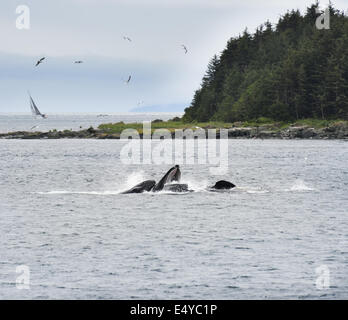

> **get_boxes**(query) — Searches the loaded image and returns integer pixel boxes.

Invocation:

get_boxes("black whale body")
[121,166,235,194]
[210,180,236,190]
[121,166,181,194]
[121,180,156,194]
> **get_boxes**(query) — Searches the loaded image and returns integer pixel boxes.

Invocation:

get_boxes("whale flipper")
[121,180,156,194]
[210,180,236,190]
[152,165,181,192]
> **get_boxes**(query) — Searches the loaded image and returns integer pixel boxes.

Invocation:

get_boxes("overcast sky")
[0,0,347,113]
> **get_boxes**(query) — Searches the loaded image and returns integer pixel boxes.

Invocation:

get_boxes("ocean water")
[0,138,347,299]
[0,113,183,133]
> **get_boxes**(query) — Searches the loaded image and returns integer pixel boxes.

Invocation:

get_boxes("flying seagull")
[30,125,39,130]
[181,45,188,54]
[35,57,46,66]
[74,60,83,64]
[123,36,132,42]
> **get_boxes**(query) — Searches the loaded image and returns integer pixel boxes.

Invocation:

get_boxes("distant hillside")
[183,3,348,122]
[130,103,186,113]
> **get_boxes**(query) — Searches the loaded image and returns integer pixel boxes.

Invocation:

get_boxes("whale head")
[152,165,181,192]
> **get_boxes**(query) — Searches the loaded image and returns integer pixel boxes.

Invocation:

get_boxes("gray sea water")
[0,138,347,299]
[0,113,183,133]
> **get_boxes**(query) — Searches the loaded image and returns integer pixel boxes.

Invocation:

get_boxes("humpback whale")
[210,180,236,190]
[121,165,182,194]
[121,180,156,194]
[152,165,181,192]
[121,166,235,194]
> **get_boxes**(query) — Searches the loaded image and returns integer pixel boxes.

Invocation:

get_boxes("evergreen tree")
[183,2,348,122]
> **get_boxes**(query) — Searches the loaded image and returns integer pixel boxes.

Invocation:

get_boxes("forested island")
[183,2,348,123]
[2,2,348,140]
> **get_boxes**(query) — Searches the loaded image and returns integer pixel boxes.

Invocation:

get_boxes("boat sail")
[29,93,47,119]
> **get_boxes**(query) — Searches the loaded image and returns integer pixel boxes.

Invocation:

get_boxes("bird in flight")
[123,36,132,42]
[35,57,46,66]
[74,61,83,64]
[125,75,132,84]
[181,45,188,54]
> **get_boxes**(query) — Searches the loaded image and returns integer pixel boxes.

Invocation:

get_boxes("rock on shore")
[227,122,348,139]
[1,123,348,140]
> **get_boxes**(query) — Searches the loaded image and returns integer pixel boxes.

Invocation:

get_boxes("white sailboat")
[29,93,47,119]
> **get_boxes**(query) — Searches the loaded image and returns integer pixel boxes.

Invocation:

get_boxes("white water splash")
[235,186,269,194]
[124,171,147,189]
[289,179,315,191]
[246,189,270,194]
[181,178,209,192]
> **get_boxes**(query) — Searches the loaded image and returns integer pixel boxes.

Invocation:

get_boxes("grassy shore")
[1,118,347,139]
[98,118,348,134]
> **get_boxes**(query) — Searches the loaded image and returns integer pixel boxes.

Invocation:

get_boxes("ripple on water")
[0,139,347,299]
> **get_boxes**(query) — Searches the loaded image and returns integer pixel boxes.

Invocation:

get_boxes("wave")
[35,173,273,196]
[36,190,120,195]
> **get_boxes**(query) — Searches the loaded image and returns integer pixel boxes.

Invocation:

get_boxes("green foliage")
[183,3,348,122]
[98,118,347,135]
[98,120,235,134]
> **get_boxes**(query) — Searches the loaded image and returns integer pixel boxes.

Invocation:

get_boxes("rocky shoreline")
[1,123,348,140]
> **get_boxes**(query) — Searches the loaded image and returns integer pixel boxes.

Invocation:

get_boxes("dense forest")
[183,2,348,123]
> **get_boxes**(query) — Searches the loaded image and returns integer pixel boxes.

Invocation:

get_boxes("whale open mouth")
[166,166,179,183]
[152,165,181,192]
